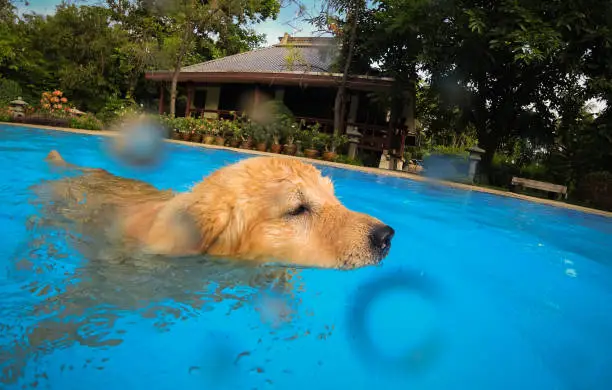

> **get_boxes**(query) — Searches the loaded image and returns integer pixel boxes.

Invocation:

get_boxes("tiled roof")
[180,43,338,74]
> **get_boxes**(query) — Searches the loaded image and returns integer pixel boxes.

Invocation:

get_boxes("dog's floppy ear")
[123,192,232,257]
[188,191,234,254]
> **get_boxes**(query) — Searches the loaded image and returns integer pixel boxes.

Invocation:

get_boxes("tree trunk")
[169,22,195,117]
[170,63,181,117]
[387,84,403,151]
[332,1,361,152]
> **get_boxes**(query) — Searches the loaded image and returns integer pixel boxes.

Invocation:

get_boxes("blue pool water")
[1,124,612,390]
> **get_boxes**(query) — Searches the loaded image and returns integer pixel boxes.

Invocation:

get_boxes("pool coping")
[3,121,612,218]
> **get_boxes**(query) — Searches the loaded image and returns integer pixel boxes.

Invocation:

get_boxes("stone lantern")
[346,125,362,160]
[466,145,486,183]
[9,97,28,119]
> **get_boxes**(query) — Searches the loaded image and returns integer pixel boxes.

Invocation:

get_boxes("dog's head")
[135,156,394,269]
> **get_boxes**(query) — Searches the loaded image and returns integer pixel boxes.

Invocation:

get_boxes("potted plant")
[220,119,235,146]
[179,117,197,142]
[181,117,190,141]
[202,121,216,144]
[192,127,204,143]
[214,119,227,146]
[268,122,282,153]
[296,129,308,156]
[281,120,298,155]
[229,125,242,148]
[322,133,349,161]
[190,118,205,143]
[251,123,269,152]
[162,115,182,140]
[302,123,323,159]
[170,117,182,140]
[239,121,253,149]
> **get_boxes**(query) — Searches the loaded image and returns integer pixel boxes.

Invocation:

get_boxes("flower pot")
[203,135,215,144]
[192,133,203,143]
[322,151,337,161]
[304,149,320,159]
[229,139,240,148]
[270,143,282,153]
[282,144,297,155]
[172,132,182,140]
[214,136,225,146]
[239,141,252,149]
[255,142,267,152]
[182,132,192,142]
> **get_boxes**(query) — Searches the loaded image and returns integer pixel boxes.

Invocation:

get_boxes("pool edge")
[3,121,611,219]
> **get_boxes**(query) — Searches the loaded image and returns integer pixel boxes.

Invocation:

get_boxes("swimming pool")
[1,124,611,389]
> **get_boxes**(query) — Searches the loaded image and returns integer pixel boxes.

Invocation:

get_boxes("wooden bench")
[510,177,568,200]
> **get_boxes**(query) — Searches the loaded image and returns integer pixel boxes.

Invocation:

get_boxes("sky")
[17,0,326,47]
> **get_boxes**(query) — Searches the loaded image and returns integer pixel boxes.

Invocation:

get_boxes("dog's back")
[30,151,176,254]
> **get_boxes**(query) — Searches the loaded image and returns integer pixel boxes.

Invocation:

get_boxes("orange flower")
[60,97,67,103]
[53,90,62,96]
[57,104,62,109]
[43,104,50,109]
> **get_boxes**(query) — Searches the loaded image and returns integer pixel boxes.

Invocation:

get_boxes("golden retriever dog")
[0,149,396,386]
[39,149,394,269]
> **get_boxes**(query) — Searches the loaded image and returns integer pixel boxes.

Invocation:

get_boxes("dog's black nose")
[369,224,395,250]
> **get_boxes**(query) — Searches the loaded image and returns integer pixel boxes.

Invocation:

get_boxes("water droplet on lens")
[109,115,168,168]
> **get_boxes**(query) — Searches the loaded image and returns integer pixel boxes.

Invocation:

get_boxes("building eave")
[144,71,396,91]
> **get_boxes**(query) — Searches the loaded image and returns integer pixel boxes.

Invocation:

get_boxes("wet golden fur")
[39,150,393,269]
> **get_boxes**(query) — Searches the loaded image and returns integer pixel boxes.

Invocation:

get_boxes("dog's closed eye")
[287,204,309,217]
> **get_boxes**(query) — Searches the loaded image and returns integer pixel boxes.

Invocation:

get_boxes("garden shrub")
[70,113,104,130]
[487,153,521,188]
[0,79,22,105]
[97,95,141,125]
[519,162,549,182]
[335,155,364,166]
[404,146,427,160]
[574,171,612,211]
[0,106,12,122]
[430,144,469,158]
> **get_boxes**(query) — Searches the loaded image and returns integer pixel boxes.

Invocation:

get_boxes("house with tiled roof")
[145,33,415,164]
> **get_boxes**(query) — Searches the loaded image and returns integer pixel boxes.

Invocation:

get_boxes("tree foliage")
[0,0,279,113]
[342,0,612,189]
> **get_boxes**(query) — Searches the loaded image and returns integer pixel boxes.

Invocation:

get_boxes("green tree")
[310,0,367,148]
[356,0,612,177]
[0,0,18,68]
[1,3,132,110]
[148,0,280,116]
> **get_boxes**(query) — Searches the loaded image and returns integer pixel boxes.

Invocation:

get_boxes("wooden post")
[185,83,194,117]
[399,128,406,156]
[158,84,165,115]
[254,85,260,107]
